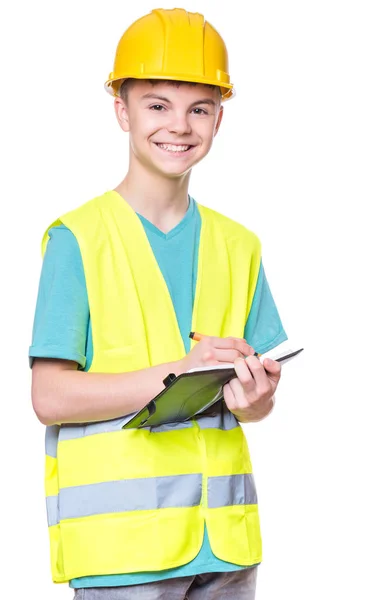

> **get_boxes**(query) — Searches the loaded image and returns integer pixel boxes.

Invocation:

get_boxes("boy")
[30,8,288,600]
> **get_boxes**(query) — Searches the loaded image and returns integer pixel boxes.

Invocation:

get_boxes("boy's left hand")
[223,355,282,423]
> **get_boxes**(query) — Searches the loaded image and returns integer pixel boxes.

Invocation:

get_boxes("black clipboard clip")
[139,373,177,426]
[163,373,177,387]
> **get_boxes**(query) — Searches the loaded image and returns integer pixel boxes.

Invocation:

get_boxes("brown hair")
[119,78,221,104]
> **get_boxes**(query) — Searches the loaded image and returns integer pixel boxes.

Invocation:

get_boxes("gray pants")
[73,567,258,599]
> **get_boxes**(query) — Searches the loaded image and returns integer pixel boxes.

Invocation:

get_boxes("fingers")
[233,358,257,395]
[261,357,282,384]
[190,335,256,369]
[223,381,236,407]
[202,348,254,364]
[223,356,281,421]
[206,336,255,358]
[233,356,277,399]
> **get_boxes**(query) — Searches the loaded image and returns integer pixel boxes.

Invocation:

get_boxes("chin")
[154,162,195,178]
[148,146,204,178]
[161,168,192,179]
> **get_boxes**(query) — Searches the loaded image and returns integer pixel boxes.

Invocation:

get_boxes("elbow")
[31,383,58,426]
[32,394,56,426]
[31,358,75,426]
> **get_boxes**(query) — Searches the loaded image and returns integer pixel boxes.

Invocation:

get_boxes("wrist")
[234,396,275,423]
[173,357,187,376]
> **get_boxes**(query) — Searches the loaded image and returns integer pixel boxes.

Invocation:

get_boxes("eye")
[150,104,165,111]
[192,107,208,115]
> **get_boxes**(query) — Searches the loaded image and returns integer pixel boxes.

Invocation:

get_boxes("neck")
[114,156,191,233]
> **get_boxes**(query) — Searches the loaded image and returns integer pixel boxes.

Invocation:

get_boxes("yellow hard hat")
[105,8,234,101]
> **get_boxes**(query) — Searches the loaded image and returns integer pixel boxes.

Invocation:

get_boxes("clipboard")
[122,347,303,430]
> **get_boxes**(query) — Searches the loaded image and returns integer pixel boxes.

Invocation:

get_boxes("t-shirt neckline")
[136,196,195,241]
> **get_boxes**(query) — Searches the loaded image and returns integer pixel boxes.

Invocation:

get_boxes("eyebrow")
[140,93,217,108]
[191,99,217,107]
[141,93,172,103]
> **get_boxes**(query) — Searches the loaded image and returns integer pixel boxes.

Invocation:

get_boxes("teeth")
[157,144,191,152]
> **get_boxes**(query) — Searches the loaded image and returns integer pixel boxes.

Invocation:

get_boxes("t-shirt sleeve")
[29,225,89,368]
[244,259,288,354]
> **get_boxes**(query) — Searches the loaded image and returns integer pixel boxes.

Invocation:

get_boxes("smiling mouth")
[154,143,194,153]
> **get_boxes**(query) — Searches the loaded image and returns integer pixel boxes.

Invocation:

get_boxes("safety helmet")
[105,8,234,101]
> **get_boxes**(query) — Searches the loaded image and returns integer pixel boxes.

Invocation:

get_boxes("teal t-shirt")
[29,197,288,588]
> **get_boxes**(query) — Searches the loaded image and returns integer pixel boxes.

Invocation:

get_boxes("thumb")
[262,358,281,381]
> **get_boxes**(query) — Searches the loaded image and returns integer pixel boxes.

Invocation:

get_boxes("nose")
[167,111,192,136]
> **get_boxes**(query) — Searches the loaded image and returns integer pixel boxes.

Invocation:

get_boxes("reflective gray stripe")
[45,425,60,458]
[46,495,59,527]
[59,416,131,441]
[150,420,194,433]
[195,403,239,431]
[208,474,257,508]
[59,416,195,440]
[59,474,202,520]
[56,406,236,442]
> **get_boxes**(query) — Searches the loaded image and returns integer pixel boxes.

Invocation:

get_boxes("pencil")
[189,331,261,357]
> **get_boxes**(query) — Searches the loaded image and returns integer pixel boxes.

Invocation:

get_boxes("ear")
[114,97,130,133]
[214,105,224,137]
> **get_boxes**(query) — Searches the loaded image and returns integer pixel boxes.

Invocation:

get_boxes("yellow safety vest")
[42,191,263,583]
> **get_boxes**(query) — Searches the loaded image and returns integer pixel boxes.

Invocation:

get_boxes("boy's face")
[114,80,223,178]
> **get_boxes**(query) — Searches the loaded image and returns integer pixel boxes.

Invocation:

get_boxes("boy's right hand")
[180,336,255,372]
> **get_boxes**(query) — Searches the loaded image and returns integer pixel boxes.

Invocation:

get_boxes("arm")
[32,335,254,426]
[31,357,186,426]
[224,258,286,422]
[243,260,288,355]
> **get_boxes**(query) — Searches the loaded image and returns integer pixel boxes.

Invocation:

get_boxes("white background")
[1,1,387,598]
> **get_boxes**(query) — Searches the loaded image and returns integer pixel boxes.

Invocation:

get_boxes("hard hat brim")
[104,75,235,102]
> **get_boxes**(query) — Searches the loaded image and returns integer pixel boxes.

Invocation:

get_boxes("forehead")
[128,79,221,104]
